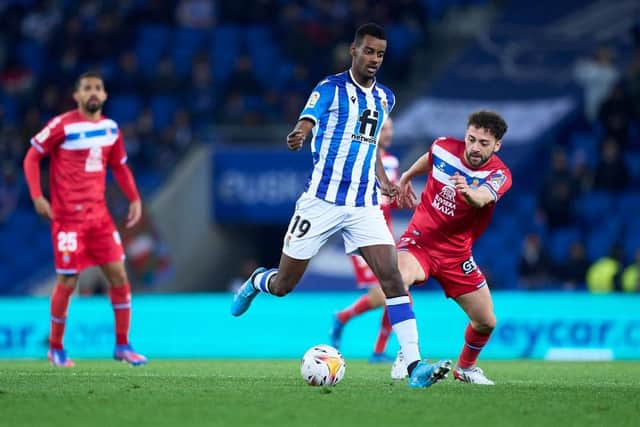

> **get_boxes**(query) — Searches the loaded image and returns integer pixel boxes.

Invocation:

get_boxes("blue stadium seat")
[210,25,242,83]
[385,25,420,62]
[548,226,582,263]
[625,150,640,185]
[150,96,178,129]
[136,24,171,76]
[586,228,618,262]
[573,191,614,226]
[171,28,207,77]
[105,95,143,125]
[619,191,640,222]
[16,40,44,77]
[569,131,599,169]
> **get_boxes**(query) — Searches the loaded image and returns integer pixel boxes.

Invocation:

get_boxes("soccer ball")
[300,344,346,386]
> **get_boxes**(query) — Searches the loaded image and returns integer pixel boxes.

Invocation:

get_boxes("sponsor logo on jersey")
[306,91,320,108]
[35,127,50,143]
[461,256,477,275]
[432,186,456,216]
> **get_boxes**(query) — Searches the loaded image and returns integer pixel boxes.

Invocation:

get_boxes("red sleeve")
[23,147,44,199]
[482,167,512,202]
[30,115,65,155]
[108,130,128,168]
[111,163,140,202]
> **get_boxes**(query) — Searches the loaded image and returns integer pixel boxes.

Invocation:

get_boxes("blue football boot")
[231,267,266,316]
[329,314,345,349]
[408,359,452,388]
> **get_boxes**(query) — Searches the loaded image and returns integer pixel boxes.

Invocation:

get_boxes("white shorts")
[282,193,395,260]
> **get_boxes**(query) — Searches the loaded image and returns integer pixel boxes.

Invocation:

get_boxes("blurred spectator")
[151,56,182,95]
[573,47,619,123]
[571,151,594,194]
[625,45,640,121]
[598,82,635,149]
[176,0,216,29]
[187,52,217,125]
[586,246,624,293]
[110,51,146,96]
[518,233,552,288]
[593,137,629,192]
[538,148,577,229]
[0,161,21,225]
[622,249,640,292]
[554,241,589,290]
[21,0,61,44]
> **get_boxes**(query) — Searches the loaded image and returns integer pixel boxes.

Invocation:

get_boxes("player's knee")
[475,316,496,334]
[58,274,78,288]
[108,271,128,286]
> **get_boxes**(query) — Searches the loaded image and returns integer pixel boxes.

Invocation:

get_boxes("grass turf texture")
[0,360,638,427]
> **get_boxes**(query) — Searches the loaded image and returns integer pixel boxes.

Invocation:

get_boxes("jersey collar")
[348,69,375,93]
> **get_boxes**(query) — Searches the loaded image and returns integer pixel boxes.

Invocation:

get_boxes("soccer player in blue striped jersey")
[231,23,451,388]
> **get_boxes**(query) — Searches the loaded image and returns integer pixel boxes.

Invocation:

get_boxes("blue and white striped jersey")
[299,70,396,207]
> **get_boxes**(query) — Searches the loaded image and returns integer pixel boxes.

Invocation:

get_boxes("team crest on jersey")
[488,170,506,192]
[306,91,320,108]
[470,178,480,189]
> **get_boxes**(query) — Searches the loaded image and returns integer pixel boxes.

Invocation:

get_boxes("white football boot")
[390,350,408,380]
[453,365,495,385]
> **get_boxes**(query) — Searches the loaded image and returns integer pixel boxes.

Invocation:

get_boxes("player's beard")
[84,99,103,114]
[467,151,492,167]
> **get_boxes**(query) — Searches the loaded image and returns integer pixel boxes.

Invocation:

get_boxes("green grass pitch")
[0,360,638,427]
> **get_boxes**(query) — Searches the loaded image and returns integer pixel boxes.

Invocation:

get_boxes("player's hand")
[33,196,53,221]
[126,200,142,228]
[379,181,399,200]
[398,173,418,208]
[450,172,471,196]
[286,129,305,151]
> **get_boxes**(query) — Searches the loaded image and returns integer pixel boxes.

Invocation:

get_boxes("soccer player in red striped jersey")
[330,118,406,362]
[23,72,147,367]
[395,110,511,384]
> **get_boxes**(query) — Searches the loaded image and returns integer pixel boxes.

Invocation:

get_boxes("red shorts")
[51,215,125,275]
[397,233,487,298]
[350,255,380,288]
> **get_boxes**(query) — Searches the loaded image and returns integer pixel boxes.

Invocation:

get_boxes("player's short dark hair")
[75,71,104,90]
[354,23,386,45]
[467,110,508,140]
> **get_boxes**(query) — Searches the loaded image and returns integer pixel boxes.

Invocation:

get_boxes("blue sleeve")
[387,91,396,114]
[298,80,336,125]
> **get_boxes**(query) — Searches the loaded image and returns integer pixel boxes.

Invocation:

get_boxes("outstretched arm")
[23,147,53,220]
[286,119,315,151]
[398,152,432,208]
[111,163,142,228]
[376,149,399,200]
[449,172,495,208]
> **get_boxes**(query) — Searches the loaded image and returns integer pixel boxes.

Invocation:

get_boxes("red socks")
[373,308,392,354]
[49,283,75,349]
[109,283,131,346]
[337,294,373,323]
[458,323,492,368]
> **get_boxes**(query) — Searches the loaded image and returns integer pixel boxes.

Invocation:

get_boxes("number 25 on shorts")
[57,231,78,252]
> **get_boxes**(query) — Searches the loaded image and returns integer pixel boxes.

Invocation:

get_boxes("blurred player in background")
[23,72,147,367]
[231,23,451,388]
[329,117,404,363]
[393,110,511,384]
